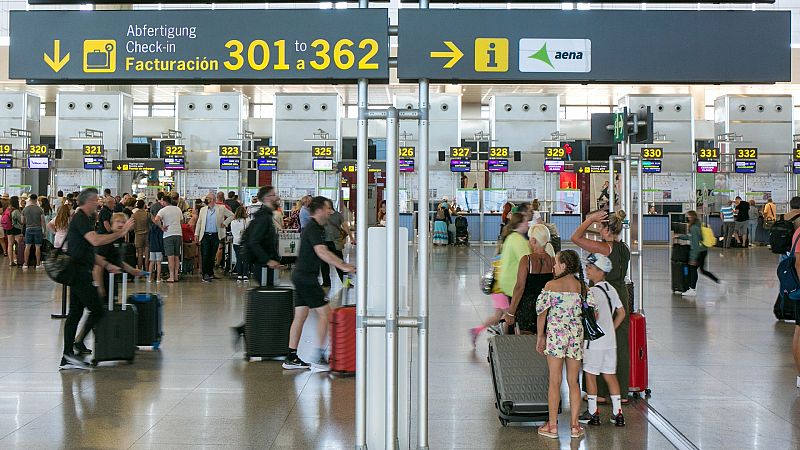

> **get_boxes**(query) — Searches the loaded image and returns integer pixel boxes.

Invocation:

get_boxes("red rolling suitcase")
[628,312,650,397]
[328,279,356,373]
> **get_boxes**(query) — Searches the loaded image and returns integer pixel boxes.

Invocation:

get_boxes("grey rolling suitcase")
[487,326,550,426]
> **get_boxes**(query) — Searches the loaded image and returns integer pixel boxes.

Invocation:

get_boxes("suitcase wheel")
[645,388,652,396]
[499,418,509,427]
[90,359,97,367]
[152,342,160,350]
[632,392,640,399]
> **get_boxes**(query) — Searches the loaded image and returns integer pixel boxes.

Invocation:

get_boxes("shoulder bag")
[580,281,605,341]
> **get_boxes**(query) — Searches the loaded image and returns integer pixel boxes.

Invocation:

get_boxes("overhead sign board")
[219,158,240,170]
[399,159,415,172]
[544,160,564,173]
[164,144,185,156]
[164,157,185,170]
[641,160,662,174]
[113,159,166,171]
[257,146,278,157]
[0,145,10,155]
[28,144,48,155]
[450,159,471,172]
[0,157,12,169]
[219,145,241,157]
[696,161,719,173]
[735,147,758,160]
[257,157,278,171]
[28,157,49,169]
[399,147,415,158]
[10,9,389,83]
[697,148,719,161]
[397,10,790,83]
[487,159,509,172]
[641,147,663,160]
[793,161,800,175]
[735,160,757,174]
[83,156,104,170]
[83,144,104,156]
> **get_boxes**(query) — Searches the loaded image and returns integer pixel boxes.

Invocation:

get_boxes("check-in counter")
[705,213,770,244]
[399,212,415,242]
[551,214,582,241]
[641,214,671,243]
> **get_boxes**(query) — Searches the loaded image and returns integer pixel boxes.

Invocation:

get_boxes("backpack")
[1,209,11,231]
[701,225,716,248]
[777,235,800,301]
[769,214,797,254]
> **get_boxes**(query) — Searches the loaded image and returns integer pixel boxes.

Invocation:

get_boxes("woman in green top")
[678,210,720,297]
[572,209,631,401]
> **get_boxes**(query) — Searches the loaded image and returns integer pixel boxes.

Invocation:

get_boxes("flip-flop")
[570,425,585,439]
[537,423,558,439]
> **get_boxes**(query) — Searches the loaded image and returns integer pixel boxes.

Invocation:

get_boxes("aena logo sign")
[518,39,591,73]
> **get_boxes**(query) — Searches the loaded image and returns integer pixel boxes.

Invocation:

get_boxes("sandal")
[570,424,585,439]
[537,422,558,439]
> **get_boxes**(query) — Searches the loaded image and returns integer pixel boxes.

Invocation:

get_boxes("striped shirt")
[720,206,734,223]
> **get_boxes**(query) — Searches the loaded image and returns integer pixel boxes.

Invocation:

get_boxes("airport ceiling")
[8,82,799,106]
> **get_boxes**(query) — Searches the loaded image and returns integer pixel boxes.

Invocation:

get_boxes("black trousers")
[688,250,719,289]
[63,274,104,355]
[201,233,220,278]
[320,241,344,286]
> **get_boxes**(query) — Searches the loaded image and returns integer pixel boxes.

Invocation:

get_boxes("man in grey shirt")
[21,193,46,268]
[321,199,353,287]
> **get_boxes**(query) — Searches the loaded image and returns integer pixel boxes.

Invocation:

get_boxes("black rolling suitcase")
[671,243,690,294]
[244,266,294,360]
[93,273,138,365]
[129,291,164,349]
[487,323,550,426]
[774,293,798,322]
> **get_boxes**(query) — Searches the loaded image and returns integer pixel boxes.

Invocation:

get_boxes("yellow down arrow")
[430,41,463,69]
[44,40,70,73]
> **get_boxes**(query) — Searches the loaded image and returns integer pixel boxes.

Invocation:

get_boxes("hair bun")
[615,210,626,221]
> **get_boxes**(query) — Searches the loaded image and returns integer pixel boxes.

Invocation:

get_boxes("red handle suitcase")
[328,278,356,373]
[628,312,650,396]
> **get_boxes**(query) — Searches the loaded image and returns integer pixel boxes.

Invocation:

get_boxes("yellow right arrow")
[43,40,70,73]
[430,41,463,69]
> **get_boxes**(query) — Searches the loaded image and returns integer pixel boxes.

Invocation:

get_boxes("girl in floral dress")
[535,249,596,440]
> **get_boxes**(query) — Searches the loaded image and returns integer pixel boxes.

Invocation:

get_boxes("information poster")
[456,189,479,213]
[555,190,581,214]
[483,189,509,213]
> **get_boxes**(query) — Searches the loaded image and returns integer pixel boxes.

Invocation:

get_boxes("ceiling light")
[335,2,347,9]
[79,4,93,11]
[561,3,574,10]
[319,2,333,9]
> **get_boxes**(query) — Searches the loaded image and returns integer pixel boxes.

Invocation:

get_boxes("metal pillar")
[635,155,644,312]
[355,77,369,450]
[385,107,400,450]
[417,79,430,450]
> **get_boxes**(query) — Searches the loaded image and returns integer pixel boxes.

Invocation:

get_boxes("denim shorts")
[24,227,43,245]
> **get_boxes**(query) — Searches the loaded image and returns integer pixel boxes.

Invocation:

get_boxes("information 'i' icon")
[474,38,508,72]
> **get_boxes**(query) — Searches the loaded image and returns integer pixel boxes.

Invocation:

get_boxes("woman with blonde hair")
[47,204,72,250]
[571,209,631,402]
[504,224,556,334]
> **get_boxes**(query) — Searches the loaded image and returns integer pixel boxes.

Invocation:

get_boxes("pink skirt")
[492,293,510,310]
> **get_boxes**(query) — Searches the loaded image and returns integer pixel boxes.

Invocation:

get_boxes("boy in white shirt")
[580,253,627,427]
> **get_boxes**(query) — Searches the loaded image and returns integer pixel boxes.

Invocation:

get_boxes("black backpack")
[769,214,797,254]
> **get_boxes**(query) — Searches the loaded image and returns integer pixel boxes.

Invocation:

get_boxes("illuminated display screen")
[399,159,415,172]
[164,157,185,170]
[487,159,508,172]
[28,156,49,169]
[219,158,240,170]
[544,160,565,172]
[641,160,661,173]
[734,160,756,174]
[450,159,470,172]
[257,157,278,171]
[696,160,718,173]
[83,156,104,170]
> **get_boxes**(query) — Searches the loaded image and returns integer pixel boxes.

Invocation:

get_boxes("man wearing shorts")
[154,196,183,282]
[733,196,750,247]
[21,194,46,269]
[283,196,355,371]
[579,253,627,427]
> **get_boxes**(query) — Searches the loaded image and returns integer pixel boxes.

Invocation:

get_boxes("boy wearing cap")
[580,253,627,427]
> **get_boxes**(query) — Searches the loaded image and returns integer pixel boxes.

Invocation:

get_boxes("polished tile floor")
[0,244,797,449]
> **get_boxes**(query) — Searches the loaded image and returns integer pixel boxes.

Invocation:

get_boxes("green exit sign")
[613,112,626,143]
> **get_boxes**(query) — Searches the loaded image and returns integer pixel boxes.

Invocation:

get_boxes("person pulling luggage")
[283,196,355,371]
[232,186,284,345]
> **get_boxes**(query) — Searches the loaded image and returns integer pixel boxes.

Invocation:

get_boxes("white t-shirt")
[157,205,183,238]
[230,218,247,246]
[584,281,624,350]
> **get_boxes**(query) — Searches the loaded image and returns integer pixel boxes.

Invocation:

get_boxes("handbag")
[43,247,76,286]
[580,283,605,341]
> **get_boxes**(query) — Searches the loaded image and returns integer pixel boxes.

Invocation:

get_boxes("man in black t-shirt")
[97,197,115,234]
[733,196,750,246]
[283,196,355,371]
[59,188,133,370]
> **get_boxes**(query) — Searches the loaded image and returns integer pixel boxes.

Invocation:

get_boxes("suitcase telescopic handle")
[108,272,114,311]
[261,265,268,287]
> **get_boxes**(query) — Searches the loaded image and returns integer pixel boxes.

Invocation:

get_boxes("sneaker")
[681,288,697,297]
[59,353,91,370]
[796,376,800,388]
[469,327,481,347]
[282,355,310,370]
[202,276,212,283]
[311,356,331,373]
[74,342,92,355]
[611,411,625,427]
[579,410,601,425]
[21,265,28,270]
